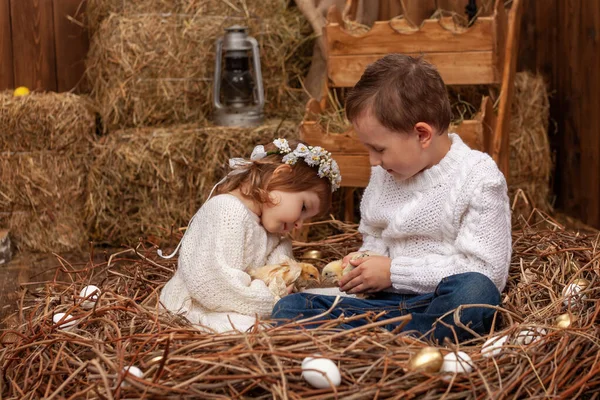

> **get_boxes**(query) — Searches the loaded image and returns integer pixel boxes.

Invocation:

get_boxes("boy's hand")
[341,251,363,268]
[339,255,392,294]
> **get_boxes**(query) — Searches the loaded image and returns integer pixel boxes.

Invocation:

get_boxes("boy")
[272,54,512,343]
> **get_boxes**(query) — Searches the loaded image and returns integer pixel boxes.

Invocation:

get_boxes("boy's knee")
[445,272,500,306]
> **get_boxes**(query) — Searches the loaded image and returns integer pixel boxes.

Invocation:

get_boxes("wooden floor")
[0,252,90,329]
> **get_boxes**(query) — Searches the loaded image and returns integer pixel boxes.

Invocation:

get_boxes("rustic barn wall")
[0,0,598,228]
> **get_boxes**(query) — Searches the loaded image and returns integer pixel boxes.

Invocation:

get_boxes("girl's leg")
[402,272,501,343]
[271,292,405,329]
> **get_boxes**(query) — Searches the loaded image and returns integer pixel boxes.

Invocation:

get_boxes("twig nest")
[301,357,341,388]
[555,313,576,329]
[79,285,101,310]
[440,351,473,380]
[515,327,547,345]
[407,346,443,372]
[481,335,509,358]
[302,250,322,259]
[52,312,77,331]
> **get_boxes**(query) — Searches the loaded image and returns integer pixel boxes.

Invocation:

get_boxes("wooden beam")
[492,0,523,182]
[328,51,498,87]
[326,18,495,56]
[0,0,13,90]
[53,0,89,92]
[11,0,57,91]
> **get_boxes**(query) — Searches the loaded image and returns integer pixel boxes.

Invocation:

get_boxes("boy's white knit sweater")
[359,133,512,294]
[159,194,293,332]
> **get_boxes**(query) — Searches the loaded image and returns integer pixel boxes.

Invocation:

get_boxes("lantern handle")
[248,37,264,109]
[213,37,224,110]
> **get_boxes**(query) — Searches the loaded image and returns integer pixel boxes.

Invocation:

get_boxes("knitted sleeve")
[177,199,276,317]
[389,173,512,294]
[358,167,389,256]
[265,238,293,264]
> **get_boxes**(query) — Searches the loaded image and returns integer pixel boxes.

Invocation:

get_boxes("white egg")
[440,351,473,380]
[301,357,341,388]
[562,283,587,307]
[52,312,77,331]
[79,285,101,310]
[515,327,547,345]
[481,335,509,358]
[121,365,143,388]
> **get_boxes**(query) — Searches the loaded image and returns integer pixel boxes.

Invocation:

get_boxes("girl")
[159,138,341,333]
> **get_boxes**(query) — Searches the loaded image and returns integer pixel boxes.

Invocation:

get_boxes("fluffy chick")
[320,252,380,296]
[247,259,321,297]
[294,262,321,291]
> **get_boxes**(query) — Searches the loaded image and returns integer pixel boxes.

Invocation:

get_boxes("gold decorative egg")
[572,278,590,290]
[408,346,443,373]
[555,313,575,329]
[302,250,322,259]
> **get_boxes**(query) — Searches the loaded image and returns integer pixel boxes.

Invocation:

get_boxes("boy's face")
[261,189,321,234]
[353,110,432,181]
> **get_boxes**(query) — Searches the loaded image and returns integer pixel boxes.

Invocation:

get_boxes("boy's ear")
[272,164,293,176]
[414,122,434,148]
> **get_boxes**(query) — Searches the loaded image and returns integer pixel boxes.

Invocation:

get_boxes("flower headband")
[229,138,342,192]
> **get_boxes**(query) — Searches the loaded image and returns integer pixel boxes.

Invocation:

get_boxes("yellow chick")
[294,262,321,291]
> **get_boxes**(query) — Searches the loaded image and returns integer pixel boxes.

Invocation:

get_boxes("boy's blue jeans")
[272,272,500,343]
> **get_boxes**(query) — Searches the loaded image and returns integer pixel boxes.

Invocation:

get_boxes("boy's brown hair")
[345,54,452,134]
[216,139,332,217]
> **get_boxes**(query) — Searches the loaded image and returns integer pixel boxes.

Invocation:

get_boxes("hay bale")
[509,72,553,213]
[0,153,90,253]
[86,120,298,245]
[85,1,312,131]
[0,92,96,253]
[86,0,287,36]
[0,91,96,152]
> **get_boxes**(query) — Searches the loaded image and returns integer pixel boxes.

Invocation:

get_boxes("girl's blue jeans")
[272,272,501,343]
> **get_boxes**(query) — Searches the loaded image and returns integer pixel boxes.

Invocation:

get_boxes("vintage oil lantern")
[212,25,264,127]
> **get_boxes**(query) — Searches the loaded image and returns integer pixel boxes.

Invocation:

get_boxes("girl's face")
[260,190,321,234]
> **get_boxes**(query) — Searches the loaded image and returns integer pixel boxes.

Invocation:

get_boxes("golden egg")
[302,250,322,259]
[13,86,30,97]
[408,346,443,373]
[572,278,590,290]
[555,313,575,329]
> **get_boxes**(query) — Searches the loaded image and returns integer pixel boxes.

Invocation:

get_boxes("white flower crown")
[246,138,342,192]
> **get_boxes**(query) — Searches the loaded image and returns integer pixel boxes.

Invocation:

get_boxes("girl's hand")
[339,256,392,294]
[286,284,295,295]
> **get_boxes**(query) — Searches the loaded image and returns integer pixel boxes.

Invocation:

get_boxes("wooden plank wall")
[519,0,600,229]
[0,0,88,92]
[0,0,598,228]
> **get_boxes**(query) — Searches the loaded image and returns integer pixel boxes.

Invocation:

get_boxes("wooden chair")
[299,0,523,221]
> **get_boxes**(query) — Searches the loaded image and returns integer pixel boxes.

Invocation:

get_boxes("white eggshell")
[52,312,77,331]
[123,365,143,378]
[515,327,547,345]
[562,283,587,307]
[301,357,341,388]
[440,351,473,378]
[121,365,143,388]
[79,285,101,310]
[481,335,509,358]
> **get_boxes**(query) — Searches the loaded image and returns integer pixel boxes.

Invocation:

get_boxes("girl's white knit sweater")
[359,133,512,294]
[159,194,293,332]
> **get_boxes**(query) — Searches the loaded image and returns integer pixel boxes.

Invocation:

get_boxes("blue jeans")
[272,272,500,343]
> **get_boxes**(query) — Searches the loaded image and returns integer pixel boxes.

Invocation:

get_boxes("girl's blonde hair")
[216,139,333,217]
